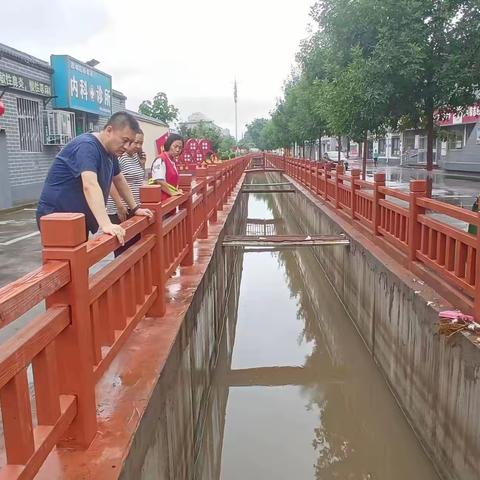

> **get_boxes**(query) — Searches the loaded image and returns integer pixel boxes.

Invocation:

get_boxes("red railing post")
[140,185,166,317]
[373,172,386,235]
[219,164,225,203]
[196,169,209,239]
[324,164,331,201]
[179,174,194,266]
[207,165,218,223]
[335,164,344,208]
[350,169,361,219]
[408,179,427,263]
[40,213,97,447]
[475,222,480,314]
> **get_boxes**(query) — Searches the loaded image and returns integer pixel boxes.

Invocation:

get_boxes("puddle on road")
[195,185,439,480]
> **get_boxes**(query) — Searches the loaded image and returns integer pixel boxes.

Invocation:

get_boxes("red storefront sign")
[437,105,480,126]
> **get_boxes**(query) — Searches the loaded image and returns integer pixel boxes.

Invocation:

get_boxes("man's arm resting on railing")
[81,171,126,244]
[112,173,153,217]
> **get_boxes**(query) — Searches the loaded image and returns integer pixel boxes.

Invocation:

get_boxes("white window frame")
[17,97,43,152]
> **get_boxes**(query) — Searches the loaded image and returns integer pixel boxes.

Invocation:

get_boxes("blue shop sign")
[51,55,112,116]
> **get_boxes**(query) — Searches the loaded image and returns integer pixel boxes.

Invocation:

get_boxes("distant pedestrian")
[107,129,146,256]
[37,111,152,245]
[373,150,379,167]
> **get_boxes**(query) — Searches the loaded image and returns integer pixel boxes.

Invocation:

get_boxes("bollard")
[40,213,97,447]
[140,185,166,317]
[373,172,386,235]
[408,180,427,264]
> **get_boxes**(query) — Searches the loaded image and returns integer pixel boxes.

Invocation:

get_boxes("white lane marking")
[23,208,37,211]
[0,231,40,246]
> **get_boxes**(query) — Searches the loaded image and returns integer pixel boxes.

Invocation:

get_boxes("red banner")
[437,105,480,126]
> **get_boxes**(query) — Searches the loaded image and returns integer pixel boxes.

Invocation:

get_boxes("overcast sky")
[1,0,314,137]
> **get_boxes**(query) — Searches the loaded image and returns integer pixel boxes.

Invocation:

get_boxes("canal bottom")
[192,188,440,480]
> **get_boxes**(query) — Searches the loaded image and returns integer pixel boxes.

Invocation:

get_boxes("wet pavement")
[194,187,440,479]
[355,163,480,208]
[0,207,41,288]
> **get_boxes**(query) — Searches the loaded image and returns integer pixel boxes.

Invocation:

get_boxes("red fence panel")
[0,155,251,479]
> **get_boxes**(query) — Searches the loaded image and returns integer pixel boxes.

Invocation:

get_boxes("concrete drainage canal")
[130,172,443,480]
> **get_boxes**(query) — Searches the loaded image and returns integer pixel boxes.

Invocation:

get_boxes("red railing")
[267,153,480,314]
[0,155,250,479]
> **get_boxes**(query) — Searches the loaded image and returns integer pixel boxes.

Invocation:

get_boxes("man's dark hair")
[105,111,140,132]
[136,128,144,135]
[164,133,184,152]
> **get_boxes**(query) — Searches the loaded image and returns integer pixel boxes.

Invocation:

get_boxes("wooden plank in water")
[242,188,296,193]
[244,168,283,173]
[246,218,282,225]
[223,234,349,247]
[243,182,291,187]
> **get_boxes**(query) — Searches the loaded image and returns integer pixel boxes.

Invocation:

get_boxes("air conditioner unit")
[43,110,75,145]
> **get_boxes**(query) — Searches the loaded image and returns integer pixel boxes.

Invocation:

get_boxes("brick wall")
[0,44,130,209]
[0,45,59,206]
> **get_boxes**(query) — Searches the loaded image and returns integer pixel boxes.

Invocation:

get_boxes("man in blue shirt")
[37,111,152,244]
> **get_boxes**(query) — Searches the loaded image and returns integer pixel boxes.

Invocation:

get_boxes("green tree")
[371,0,480,172]
[244,118,269,149]
[312,0,480,175]
[138,92,179,124]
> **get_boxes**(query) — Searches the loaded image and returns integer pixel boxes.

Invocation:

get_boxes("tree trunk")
[337,135,341,163]
[426,100,434,197]
[362,137,368,180]
[346,138,350,159]
[319,134,322,160]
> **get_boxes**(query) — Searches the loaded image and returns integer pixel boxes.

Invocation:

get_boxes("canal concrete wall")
[271,174,480,480]
[119,195,247,480]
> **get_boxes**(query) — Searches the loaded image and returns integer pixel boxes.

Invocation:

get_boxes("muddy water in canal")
[193,184,440,480]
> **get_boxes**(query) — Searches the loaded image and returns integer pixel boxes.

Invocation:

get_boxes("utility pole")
[234,79,238,144]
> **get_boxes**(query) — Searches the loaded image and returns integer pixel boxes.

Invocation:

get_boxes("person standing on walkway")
[149,133,184,200]
[107,129,146,256]
[36,111,152,245]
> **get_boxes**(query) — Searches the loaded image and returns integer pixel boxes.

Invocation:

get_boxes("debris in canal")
[437,310,480,337]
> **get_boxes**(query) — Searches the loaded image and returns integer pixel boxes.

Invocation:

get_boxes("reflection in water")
[191,175,439,480]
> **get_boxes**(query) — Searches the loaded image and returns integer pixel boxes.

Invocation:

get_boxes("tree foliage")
[243,118,269,149]
[259,0,480,171]
[138,92,179,124]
